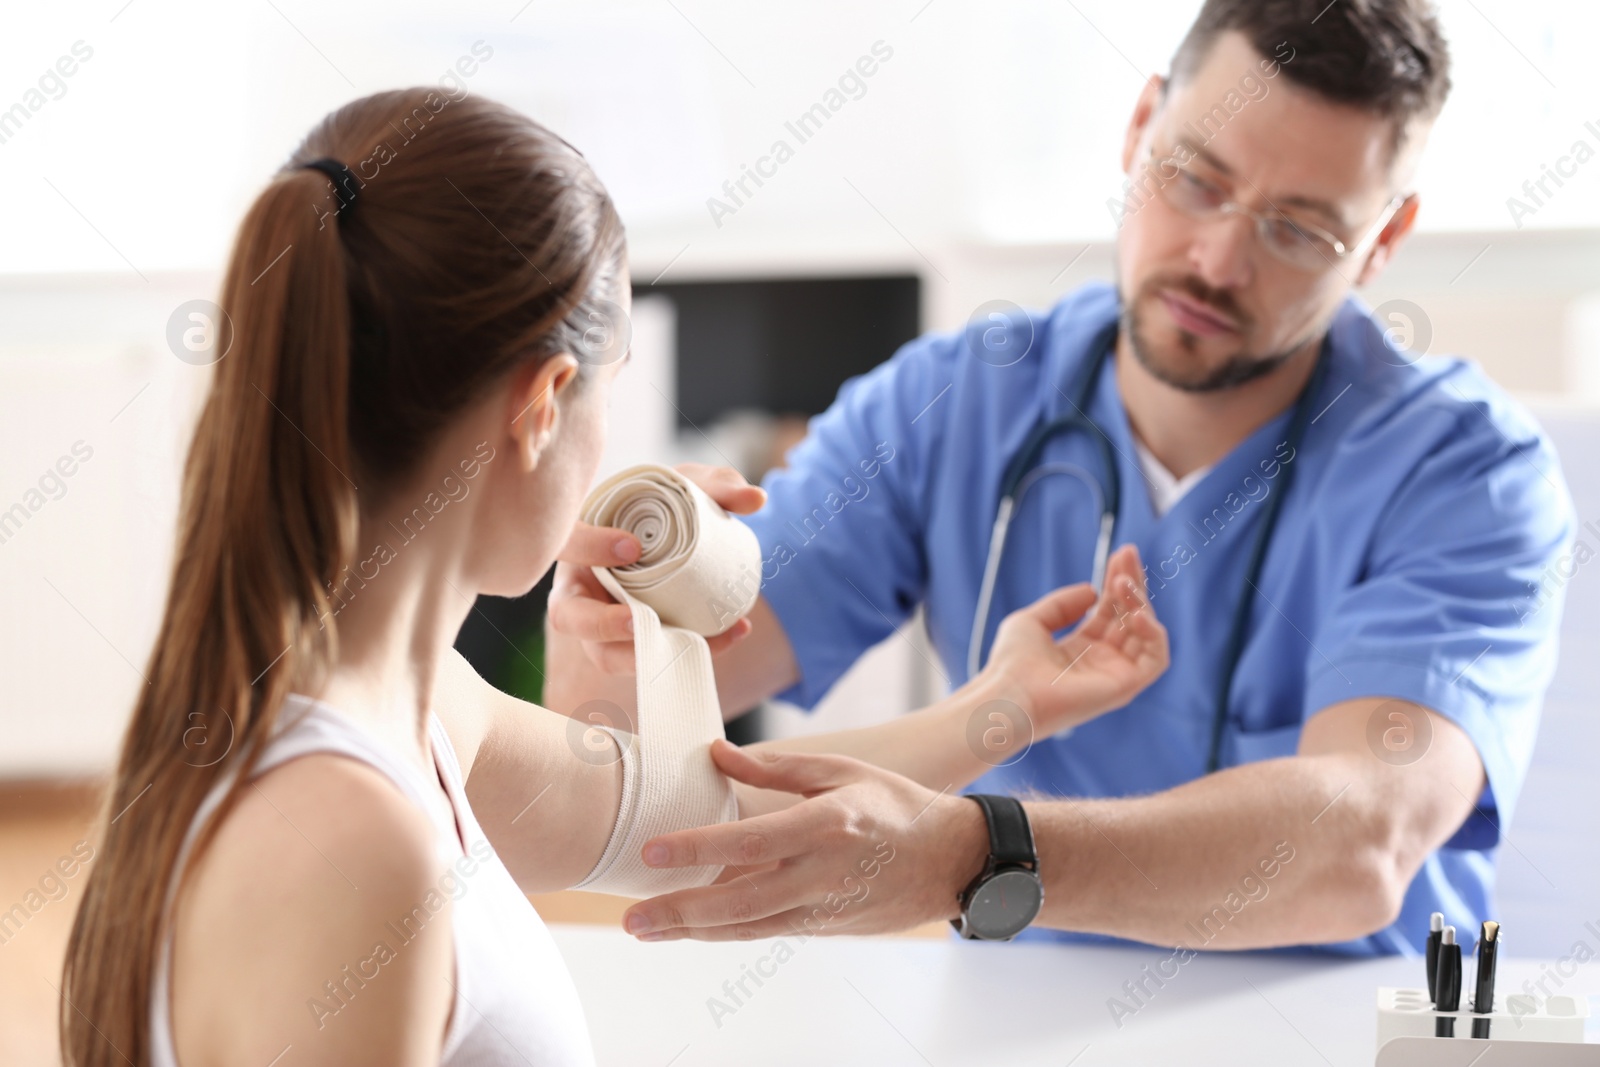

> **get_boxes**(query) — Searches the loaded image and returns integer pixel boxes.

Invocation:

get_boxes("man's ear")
[1121,74,1166,175]
[508,353,581,473]
[1355,193,1419,287]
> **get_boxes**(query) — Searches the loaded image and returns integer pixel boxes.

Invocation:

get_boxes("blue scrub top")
[740,280,1574,957]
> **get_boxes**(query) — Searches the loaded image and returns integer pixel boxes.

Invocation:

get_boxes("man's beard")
[1121,274,1298,393]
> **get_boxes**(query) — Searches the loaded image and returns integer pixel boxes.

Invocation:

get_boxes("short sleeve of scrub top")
[740,329,962,709]
[1302,369,1575,849]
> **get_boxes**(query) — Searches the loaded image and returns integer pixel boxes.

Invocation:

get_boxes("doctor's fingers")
[1075,575,1138,641]
[708,737,874,797]
[704,617,754,657]
[1013,583,1099,634]
[626,838,908,941]
[546,585,635,644]
[548,573,752,657]
[623,865,809,938]
[1088,552,1155,636]
[558,620,753,674]
[1135,609,1171,673]
[674,462,768,515]
[1099,591,1168,671]
[1097,543,1147,599]
[1111,565,1156,624]
[641,798,865,872]
[545,573,637,673]
[556,520,642,568]
[632,899,885,943]
[630,911,801,942]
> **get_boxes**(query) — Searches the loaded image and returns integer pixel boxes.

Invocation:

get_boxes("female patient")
[59,88,1167,1067]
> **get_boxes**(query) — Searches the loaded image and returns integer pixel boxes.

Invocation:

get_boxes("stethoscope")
[967,322,1332,773]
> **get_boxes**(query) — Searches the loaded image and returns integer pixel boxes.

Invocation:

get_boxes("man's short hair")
[1169,0,1452,137]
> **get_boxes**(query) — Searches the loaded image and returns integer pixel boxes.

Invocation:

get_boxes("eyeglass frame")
[1138,143,1408,272]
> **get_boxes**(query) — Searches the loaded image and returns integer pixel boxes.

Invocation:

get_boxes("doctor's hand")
[547,464,766,674]
[621,740,988,943]
[980,543,1168,739]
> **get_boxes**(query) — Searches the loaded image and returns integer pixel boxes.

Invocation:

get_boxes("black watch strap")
[969,794,1036,868]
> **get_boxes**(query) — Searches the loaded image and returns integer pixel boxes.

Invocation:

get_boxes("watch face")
[965,868,1043,940]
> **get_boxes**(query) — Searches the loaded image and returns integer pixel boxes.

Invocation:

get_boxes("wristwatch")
[951,794,1043,941]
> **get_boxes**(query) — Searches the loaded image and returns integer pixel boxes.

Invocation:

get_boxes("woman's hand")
[979,543,1168,739]
[547,463,766,674]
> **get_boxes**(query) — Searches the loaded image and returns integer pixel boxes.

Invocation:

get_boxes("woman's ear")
[508,354,581,473]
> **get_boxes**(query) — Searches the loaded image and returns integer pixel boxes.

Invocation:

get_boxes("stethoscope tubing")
[967,464,1111,680]
[967,325,1331,774]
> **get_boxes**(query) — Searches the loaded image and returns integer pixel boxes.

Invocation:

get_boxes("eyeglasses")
[1143,147,1404,272]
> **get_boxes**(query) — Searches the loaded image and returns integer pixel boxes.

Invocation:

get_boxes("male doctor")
[546,0,1573,955]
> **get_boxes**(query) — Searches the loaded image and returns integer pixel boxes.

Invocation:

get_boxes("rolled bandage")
[572,464,761,897]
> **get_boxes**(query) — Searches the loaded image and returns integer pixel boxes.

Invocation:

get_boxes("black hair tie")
[300,157,360,220]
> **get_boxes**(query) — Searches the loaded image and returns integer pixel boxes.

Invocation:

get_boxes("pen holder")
[1376,987,1595,1064]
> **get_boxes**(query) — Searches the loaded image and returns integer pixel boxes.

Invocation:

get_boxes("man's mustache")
[1145,274,1250,332]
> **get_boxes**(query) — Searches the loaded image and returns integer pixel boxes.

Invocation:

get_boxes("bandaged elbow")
[573,724,738,898]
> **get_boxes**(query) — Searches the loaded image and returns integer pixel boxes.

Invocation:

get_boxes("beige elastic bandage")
[572,464,761,897]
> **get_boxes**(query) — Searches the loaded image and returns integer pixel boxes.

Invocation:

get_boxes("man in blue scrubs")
[547,0,1573,955]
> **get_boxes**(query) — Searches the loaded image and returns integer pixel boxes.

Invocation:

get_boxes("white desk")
[550,925,1600,1066]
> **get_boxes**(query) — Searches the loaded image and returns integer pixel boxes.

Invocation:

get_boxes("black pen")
[1426,911,1444,1003]
[1436,925,1461,1037]
[1473,920,1500,1039]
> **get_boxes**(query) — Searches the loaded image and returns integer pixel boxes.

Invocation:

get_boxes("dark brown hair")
[1170,0,1452,133]
[59,86,625,1065]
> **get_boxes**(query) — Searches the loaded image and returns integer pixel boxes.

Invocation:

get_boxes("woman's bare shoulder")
[168,753,455,1066]
[430,647,501,774]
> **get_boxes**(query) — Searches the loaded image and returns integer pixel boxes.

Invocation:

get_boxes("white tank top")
[148,692,596,1066]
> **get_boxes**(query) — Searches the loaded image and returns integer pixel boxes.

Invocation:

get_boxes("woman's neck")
[289,469,482,775]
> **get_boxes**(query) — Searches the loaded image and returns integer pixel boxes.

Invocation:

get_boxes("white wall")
[4,0,1598,278]
[0,273,212,776]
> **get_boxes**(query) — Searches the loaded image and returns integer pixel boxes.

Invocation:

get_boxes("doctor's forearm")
[1023,754,1413,948]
